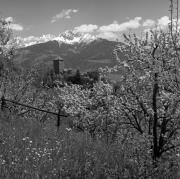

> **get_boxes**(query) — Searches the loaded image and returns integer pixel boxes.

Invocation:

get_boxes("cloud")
[143,19,155,27]
[5,16,13,23]
[72,17,142,41]
[5,16,24,31]
[143,16,170,32]
[51,9,79,23]
[9,24,24,31]
[99,17,142,32]
[97,32,119,41]
[157,16,170,28]
[73,24,98,33]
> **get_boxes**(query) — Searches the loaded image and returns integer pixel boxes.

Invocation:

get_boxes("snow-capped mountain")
[15,37,124,71]
[16,30,97,47]
[55,30,96,44]
[16,34,55,47]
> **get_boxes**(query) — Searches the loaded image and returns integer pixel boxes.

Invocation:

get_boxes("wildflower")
[66,128,72,132]
[1,160,6,165]
[22,137,29,141]
[176,153,180,157]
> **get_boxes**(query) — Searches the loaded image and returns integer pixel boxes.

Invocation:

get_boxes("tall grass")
[0,112,179,179]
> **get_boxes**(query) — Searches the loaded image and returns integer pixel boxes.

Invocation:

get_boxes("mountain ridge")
[15,37,124,72]
[16,30,97,48]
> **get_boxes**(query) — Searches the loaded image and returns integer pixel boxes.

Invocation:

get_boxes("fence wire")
[0,96,68,128]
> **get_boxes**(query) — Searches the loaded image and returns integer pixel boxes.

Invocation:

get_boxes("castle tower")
[53,56,64,74]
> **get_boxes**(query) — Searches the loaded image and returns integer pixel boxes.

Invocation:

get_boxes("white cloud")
[143,19,155,27]
[113,20,118,24]
[142,16,171,32]
[51,9,79,23]
[99,17,142,32]
[9,24,24,31]
[97,31,119,41]
[73,17,142,41]
[74,24,98,33]
[5,17,13,23]
[5,16,24,31]
[72,9,78,13]
[157,16,170,28]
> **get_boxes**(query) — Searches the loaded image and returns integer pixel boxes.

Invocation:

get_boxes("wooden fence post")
[57,102,64,129]
[57,108,61,129]
[1,96,6,111]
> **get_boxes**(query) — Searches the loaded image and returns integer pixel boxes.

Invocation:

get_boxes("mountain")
[15,37,124,72]
[55,30,96,44]
[16,30,96,47]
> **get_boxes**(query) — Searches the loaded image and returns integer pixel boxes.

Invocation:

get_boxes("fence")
[0,96,68,129]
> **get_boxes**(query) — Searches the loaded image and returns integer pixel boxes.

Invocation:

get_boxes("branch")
[128,87,151,118]
[159,144,180,155]
[152,72,159,160]
[132,113,143,134]
[123,110,143,134]
[151,44,158,59]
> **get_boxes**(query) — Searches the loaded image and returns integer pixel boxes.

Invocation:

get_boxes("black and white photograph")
[0,0,180,178]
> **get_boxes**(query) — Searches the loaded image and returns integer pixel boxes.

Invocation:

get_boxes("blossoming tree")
[113,30,180,161]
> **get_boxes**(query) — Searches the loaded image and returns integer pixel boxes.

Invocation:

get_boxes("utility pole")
[169,0,179,35]
[176,0,179,33]
[169,0,173,35]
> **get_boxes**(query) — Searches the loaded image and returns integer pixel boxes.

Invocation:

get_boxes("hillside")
[14,38,124,71]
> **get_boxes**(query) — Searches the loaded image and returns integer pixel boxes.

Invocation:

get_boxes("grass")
[0,111,180,179]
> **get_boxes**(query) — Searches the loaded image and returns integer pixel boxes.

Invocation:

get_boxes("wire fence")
[0,96,68,129]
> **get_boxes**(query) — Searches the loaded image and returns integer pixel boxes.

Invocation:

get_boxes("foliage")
[37,68,100,89]
[53,81,121,141]
[111,30,180,161]
[0,17,16,60]
[48,29,180,175]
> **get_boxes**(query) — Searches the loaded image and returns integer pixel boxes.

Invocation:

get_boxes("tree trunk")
[152,73,159,161]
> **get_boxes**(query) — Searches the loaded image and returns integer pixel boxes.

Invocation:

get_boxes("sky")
[0,0,173,41]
